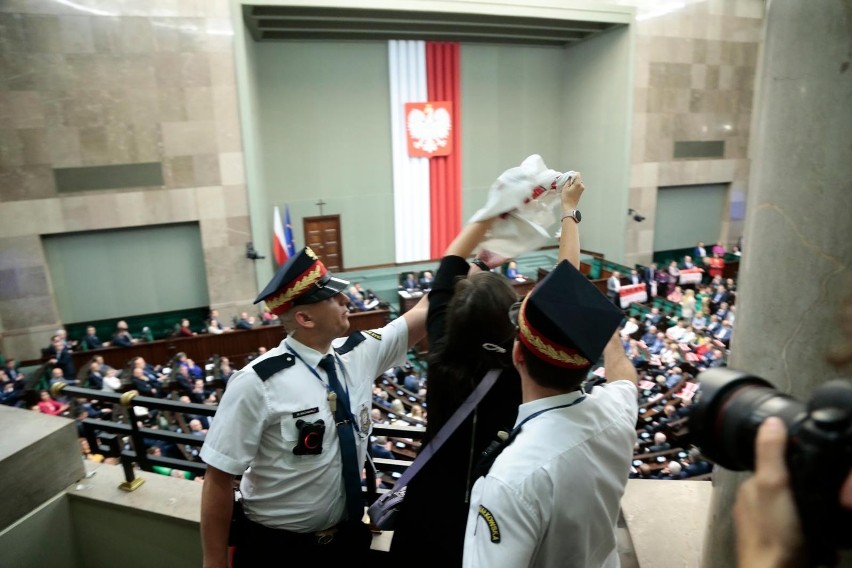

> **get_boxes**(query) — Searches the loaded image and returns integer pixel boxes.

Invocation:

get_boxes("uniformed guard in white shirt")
[200,247,428,568]
[463,259,639,568]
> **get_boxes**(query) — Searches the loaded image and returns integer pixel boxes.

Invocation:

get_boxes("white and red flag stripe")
[389,40,461,262]
[273,205,288,266]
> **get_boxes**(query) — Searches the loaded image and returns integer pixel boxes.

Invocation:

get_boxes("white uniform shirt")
[463,380,638,568]
[200,317,408,532]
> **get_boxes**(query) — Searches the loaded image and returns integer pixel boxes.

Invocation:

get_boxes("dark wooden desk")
[68,309,391,370]
[398,289,426,314]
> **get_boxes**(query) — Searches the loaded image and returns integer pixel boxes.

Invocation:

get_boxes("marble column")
[701,0,852,566]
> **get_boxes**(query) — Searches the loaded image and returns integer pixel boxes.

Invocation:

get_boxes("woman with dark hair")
[389,172,586,567]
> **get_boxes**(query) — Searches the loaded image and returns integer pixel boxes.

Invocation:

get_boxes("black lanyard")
[509,390,586,439]
[476,390,586,478]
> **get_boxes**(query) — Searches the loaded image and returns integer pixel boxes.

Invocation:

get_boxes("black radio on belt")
[293,419,326,455]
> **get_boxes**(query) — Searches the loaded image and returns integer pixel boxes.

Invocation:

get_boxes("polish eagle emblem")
[405,101,453,157]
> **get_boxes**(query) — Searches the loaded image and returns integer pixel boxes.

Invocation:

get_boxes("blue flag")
[284,206,296,257]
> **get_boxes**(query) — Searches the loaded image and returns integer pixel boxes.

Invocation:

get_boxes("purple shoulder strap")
[393,369,501,488]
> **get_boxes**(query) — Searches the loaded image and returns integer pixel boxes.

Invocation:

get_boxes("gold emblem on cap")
[518,312,589,367]
[305,247,318,260]
[265,264,323,310]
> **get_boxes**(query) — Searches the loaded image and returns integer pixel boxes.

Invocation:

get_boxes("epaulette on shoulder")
[334,331,366,355]
[253,352,296,381]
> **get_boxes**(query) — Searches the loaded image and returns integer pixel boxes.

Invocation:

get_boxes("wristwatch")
[470,258,490,272]
[561,210,582,224]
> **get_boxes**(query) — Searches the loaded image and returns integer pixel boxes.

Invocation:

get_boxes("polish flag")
[273,206,288,266]
[389,40,461,262]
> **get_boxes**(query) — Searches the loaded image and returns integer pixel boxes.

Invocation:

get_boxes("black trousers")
[231,509,372,567]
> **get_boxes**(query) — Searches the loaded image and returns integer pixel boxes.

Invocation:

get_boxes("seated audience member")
[641,325,658,346]
[173,366,195,392]
[130,367,159,397]
[660,341,683,366]
[86,361,105,390]
[666,320,688,341]
[389,398,406,419]
[714,322,734,348]
[659,461,685,480]
[48,366,73,387]
[621,317,640,338]
[403,370,421,392]
[711,241,726,256]
[645,307,664,327]
[82,326,106,350]
[647,432,671,453]
[678,325,697,345]
[235,312,255,330]
[648,332,666,355]
[716,301,731,321]
[0,381,21,407]
[205,309,230,334]
[665,367,684,389]
[190,378,213,404]
[505,262,520,280]
[218,356,234,384]
[111,320,137,347]
[3,358,20,381]
[370,436,395,460]
[692,312,708,331]
[407,403,425,421]
[345,285,369,311]
[419,270,435,289]
[370,408,386,424]
[260,306,280,325]
[102,368,121,392]
[703,348,727,368]
[681,255,695,269]
[401,272,419,291]
[37,390,69,416]
[667,285,684,303]
[373,387,391,408]
[626,340,646,366]
[177,318,196,337]
[683,448,713,478]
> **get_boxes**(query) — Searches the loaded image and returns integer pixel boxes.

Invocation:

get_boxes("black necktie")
[319,355,363,523]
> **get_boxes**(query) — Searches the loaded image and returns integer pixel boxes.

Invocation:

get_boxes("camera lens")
[689,368,806,471]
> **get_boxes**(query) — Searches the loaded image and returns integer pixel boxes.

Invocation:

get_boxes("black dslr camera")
[689,369,852,566]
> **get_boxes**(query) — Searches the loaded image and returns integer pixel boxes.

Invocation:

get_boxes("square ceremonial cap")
[254,247,349,315]
[516,260,623,368]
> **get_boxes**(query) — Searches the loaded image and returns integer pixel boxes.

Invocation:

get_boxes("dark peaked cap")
[254,247,349,315]
[517,260,624,368]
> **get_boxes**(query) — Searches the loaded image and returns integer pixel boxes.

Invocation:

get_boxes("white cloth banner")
[679,268,704,285]
[619,283,648,308]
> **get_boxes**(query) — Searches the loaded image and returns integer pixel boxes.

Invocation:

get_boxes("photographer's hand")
[734,417,805,568]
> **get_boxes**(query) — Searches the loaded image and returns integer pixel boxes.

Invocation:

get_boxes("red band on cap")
[517,297,590,369]
[264,261,328,315]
